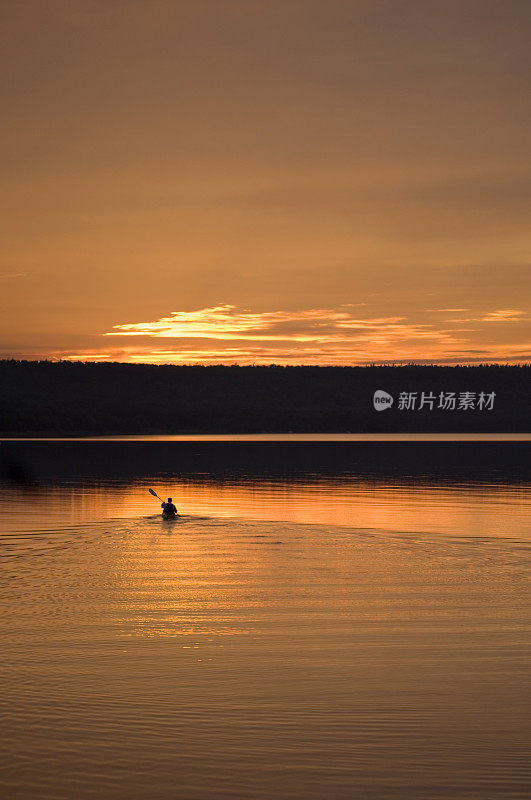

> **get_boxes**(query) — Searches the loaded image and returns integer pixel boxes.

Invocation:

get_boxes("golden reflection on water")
[1,437,529,800]
[0,479,530,799]
[1,477,529,539]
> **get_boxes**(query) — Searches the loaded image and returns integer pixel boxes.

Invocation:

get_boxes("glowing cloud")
[480,310,525,322]
[446,309,527,323]
[42,303,528,366]
[104,305,460,345]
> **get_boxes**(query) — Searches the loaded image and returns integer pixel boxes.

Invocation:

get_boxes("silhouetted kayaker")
[161,497,178,517]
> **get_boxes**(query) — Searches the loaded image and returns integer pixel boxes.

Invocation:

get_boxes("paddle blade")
[149,488,159,498]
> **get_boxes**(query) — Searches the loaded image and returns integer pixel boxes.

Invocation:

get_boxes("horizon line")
[1,358,530,368]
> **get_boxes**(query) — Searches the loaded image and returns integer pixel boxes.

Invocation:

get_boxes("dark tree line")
[0,360,529,434]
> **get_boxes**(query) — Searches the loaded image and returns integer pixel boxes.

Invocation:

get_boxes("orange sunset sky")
[1,1,530,365]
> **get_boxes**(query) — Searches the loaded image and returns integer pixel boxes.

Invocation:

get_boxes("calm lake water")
[0,438,529,799]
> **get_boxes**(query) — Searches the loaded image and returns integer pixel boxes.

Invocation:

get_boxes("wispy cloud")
[446,309,526,323]
[46,303,530,366]
[480,309,525,322]
[104,304,462,345]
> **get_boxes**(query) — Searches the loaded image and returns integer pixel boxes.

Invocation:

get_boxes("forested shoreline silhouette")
[0,360,529,434]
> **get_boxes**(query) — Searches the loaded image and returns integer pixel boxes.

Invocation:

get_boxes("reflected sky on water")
[0,439,530,800]
[1,438,529,539]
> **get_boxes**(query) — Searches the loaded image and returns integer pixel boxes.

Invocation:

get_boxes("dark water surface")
[0,440,529,799]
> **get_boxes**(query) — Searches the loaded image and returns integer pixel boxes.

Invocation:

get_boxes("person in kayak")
[161,497,178,517]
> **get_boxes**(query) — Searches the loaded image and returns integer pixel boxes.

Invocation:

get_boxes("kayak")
[162,513,178,519]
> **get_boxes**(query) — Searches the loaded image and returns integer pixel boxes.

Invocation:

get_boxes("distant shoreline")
[1,361,529,435]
